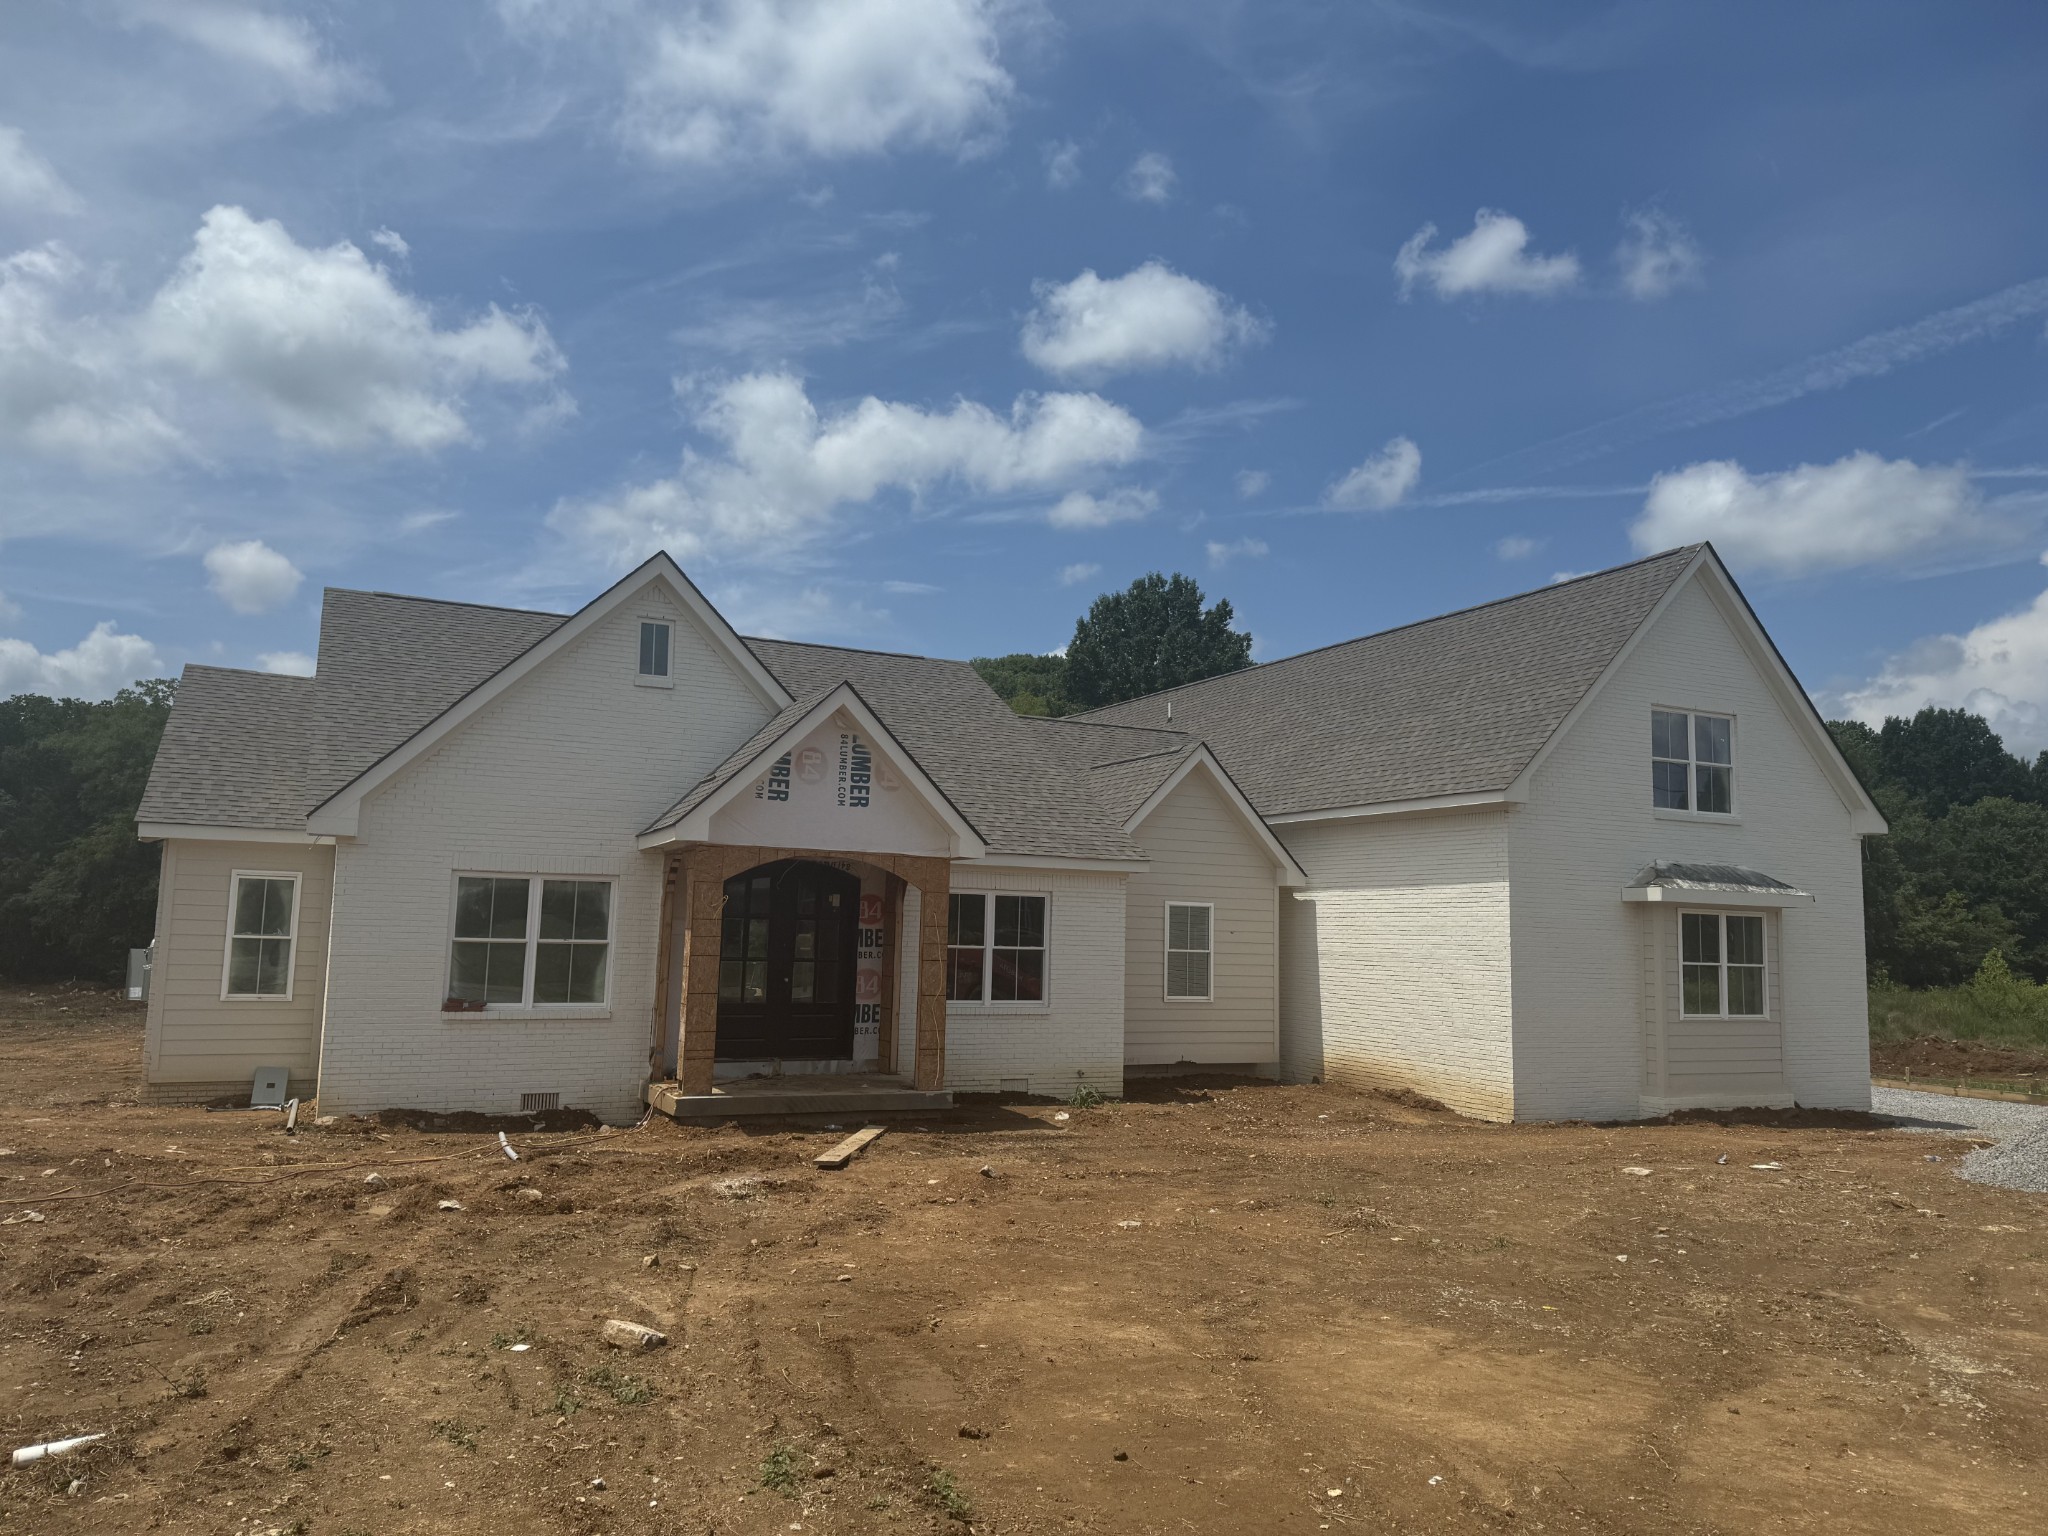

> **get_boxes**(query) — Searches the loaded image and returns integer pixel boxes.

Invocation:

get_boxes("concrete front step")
[646,1077,954,1120]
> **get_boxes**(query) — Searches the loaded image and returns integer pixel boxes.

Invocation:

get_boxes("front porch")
[645,1071,954,1121]
[647,842,955,1101]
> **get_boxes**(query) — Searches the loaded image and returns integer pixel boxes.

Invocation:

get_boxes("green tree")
[1876,706,2035,815]
[969,652,1070,717]
[0,679,175,982]
[1063,573,1252,710]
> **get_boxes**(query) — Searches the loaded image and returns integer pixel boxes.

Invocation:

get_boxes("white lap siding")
[142,838,335,1103]
[1508,576,1871,1121]
[315,587,773,1122]
[930,866,1126,1098]
[1275,809,1516,1121]
[1122,766,1280,1068]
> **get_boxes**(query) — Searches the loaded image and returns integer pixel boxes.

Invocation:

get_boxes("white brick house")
[138,545,1884,1123]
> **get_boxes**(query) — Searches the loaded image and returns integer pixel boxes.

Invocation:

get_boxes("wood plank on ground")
[815,1126,886,1170]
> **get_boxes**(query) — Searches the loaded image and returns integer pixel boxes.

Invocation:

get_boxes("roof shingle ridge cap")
[742,634,963,665]
[324,586,569,619]
[1070,543,1706,719]
[1018,714,1188,737]
[180,661,314,681]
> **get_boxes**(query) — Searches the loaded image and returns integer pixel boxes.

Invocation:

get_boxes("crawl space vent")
[520,1091,560,1113]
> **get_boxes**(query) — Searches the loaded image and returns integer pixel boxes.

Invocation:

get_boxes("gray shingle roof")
[136,665,316,829]
[303,589,566,813]
[730,639,1145,860]
[1074,546,1702,817]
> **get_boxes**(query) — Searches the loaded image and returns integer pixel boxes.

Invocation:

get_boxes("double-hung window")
[1680,911,1766,1018]
[636,620,673,686]
[222,871,300,1000]
[1164,902,1213,1001]
[1652,709,1734,815]
[945,892,1047,1003]
[448,875,614,1008]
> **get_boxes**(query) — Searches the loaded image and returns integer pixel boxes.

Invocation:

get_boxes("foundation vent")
[520,1091,560,1113]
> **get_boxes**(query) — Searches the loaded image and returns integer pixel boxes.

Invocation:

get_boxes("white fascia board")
[1264,788,1514,825]
[1622,885,1814,908]
[309,554,792,838]
[138,822,332,845]
[1123,748,1308,887]
[635,681,989,858]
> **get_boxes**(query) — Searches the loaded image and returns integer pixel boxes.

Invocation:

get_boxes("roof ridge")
[1019,714,1188,736]
[743,634,966,665]
[181,662,314,682]
[1087,745,1196,770]
[325,587,569,619]
[1072,543,1704,719]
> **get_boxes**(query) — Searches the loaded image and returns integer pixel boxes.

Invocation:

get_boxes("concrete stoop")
[646,1073,954,1121]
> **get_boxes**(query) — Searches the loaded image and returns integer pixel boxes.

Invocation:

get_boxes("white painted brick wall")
[1276,809,1516,1120]
[1508,576,1872,1120]
[938,867,1127,1098]
[316,582,774,1122]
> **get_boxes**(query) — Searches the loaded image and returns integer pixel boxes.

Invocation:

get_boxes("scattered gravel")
[1873,1086,2048,1195]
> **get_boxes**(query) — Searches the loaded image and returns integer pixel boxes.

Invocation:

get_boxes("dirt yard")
[2,986,2043,1535]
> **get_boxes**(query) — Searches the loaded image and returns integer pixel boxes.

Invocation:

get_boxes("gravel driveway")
[1873,1085,2048,1194]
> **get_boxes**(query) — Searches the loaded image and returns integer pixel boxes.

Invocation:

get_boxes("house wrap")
[135,543,1885,1122]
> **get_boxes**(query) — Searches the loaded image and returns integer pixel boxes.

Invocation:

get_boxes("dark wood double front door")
[714,860,861,1061]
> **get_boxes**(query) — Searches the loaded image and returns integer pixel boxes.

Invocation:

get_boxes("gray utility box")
[126,946,153,1002]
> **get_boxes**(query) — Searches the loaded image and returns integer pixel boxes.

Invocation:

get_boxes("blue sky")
[3,2,2048,749]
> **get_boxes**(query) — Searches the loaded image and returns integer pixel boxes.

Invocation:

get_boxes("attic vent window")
[637,620,673,686]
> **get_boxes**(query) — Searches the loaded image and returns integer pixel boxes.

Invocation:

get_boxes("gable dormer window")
[1652,709,1733,815]
[637,620,673,686]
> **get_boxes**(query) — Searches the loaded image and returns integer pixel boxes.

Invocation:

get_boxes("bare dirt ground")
[1871,1036,2048,1094]
[2,985,2044,1536]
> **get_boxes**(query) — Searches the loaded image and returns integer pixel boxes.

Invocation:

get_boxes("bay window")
[1680,911,1766,1018]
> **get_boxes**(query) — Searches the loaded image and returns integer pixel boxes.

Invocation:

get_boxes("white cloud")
[1121,151,1176,205]
[881,579,940,594]
[1840,567,2048,756]
[552,0,1021,165]
[258,649,317,676]
[140,206,566,452]
[0,126,81,215]
[204,538,303,614]
[1617,208,1703,301]
[553,371,1145,564]
[1234,469,1268,499]
[1395,209,1580,300]
[1043,139,1080,190]
[123,1,365,112]
[1057,561,1100,586]
[0,592,20,625]
[399,508,460,535]
[0,621,162,700]
[1021,263,1267,381]
[1046,486,1156,529]
[1206,536,1268,569]
[710,581,890,642]
[1550,569,1591,584]
[1495,535,1538,560]
[1629,452,1981,575]
[0,243,182,469]
[369,227,410,260]
[1325,436,1422,511]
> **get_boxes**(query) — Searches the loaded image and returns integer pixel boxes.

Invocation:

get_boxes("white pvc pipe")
[12,1433,105,1466]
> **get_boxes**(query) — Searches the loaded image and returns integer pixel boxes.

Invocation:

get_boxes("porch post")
[911,856,950,1092]
[677,850,727,1096]
[876,872,905,1076]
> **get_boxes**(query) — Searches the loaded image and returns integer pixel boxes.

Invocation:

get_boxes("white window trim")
[1163,900,1215,1003]
[635,617,675,689]
[444,873,617,1014]
[1677,908,1770,1020]
[1652,706,1738,819]
[945,889,1052,1010]
[220,869,302,1002]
